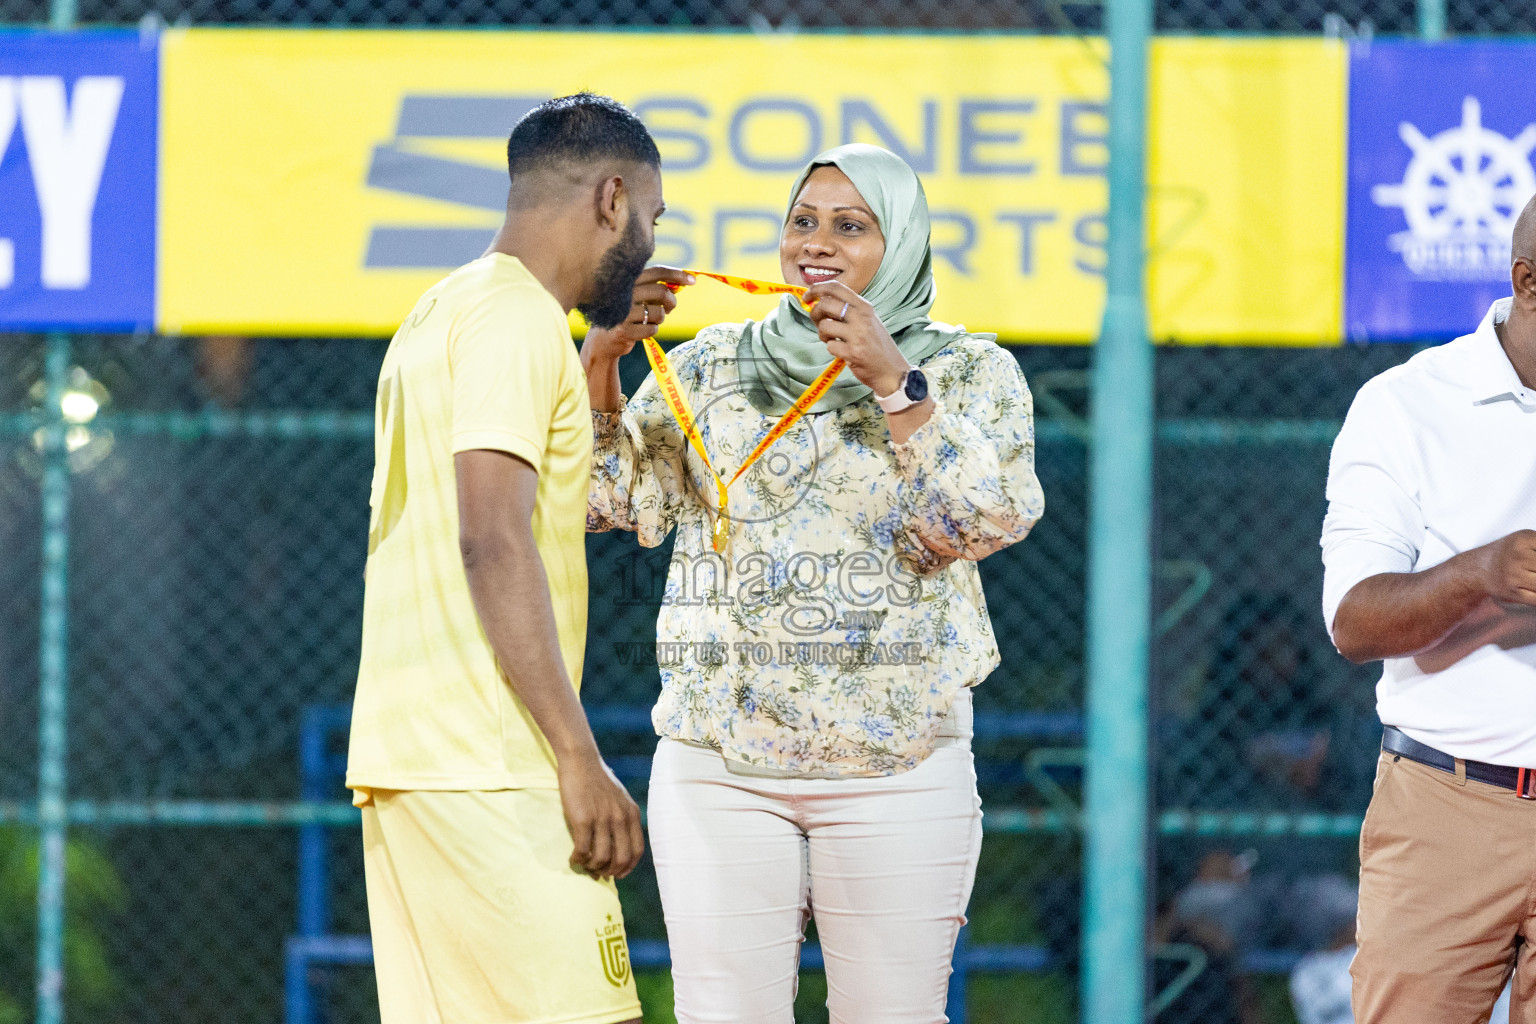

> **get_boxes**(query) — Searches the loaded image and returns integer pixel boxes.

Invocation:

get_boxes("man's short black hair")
[506,93,660,182]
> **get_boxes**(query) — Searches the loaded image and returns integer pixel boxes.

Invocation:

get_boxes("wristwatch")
[875,368,929,414]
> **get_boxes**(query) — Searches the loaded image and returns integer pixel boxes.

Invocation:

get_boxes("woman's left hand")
[804,281,909,398]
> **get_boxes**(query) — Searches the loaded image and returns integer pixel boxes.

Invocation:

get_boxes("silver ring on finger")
[642,306,650,325]
[839,301,850,320]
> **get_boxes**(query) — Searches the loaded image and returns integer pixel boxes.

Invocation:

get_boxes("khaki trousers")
[1354,751,1536,1024]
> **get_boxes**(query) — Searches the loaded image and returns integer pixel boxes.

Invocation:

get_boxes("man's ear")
[1514,258,1536,309]
[595,175,627,234]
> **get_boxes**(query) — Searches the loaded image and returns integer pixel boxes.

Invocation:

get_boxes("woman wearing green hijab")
[583,144,1043,1021]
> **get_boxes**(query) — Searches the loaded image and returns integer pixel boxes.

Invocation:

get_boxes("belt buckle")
[1519,767,1536,800]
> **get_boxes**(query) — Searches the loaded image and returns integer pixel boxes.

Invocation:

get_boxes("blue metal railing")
[278,705,1324,1024]
[284,704,1071,1024]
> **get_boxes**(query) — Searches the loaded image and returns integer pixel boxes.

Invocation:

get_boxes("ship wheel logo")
[1371,96,1536,282]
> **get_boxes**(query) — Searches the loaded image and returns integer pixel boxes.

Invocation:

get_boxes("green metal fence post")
[1418,0,1446,40]
[1082,0,1154,1019]
[38,0,79,1016]
[36,335,72,1024]
[48,0,77,29]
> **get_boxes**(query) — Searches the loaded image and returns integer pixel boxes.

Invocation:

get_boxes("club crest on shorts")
[596,915,631,987]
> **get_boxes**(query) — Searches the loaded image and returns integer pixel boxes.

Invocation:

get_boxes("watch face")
[904,368,928,402]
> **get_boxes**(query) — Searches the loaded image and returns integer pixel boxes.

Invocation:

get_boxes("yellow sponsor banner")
[1148,38,1346,343]
[159,30,1344,343]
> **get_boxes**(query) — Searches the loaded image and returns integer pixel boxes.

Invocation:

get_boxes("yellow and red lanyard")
[644,270,843,552]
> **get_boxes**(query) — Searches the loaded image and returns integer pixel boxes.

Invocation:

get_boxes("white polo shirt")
[1321,298,1536,767]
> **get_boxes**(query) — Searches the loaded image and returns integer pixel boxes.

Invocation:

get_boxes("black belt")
[1382,726,1536,798]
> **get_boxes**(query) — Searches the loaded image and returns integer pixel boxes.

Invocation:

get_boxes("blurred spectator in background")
[195,336,253,408]
[1162,849,1377,1024]
[1168,851,1358,951]
[1288,880,1359,1024]
[1156,849,1262,1024]
[1172,849,1261,945]
[1165,592,1379,814]
[1215,594,1336,804]
[1216,593,1333,804]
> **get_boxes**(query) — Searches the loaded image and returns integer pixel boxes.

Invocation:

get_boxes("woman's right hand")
[580,266,694,412]
[581,266,695,365]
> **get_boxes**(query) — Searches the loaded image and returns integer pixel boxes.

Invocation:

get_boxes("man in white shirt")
[1320,194,1536,1024]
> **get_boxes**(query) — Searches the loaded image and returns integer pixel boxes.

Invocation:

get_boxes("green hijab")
[737,143,987,415]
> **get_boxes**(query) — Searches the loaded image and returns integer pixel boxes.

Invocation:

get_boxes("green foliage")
[1253,973,1300,1024]
[636,971,676,1024]
[793,973,829,1023]
[0,827,129,1018]
[635,969,833,1023]
[969,975,1075,1024]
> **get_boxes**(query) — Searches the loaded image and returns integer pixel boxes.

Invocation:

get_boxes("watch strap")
[875,371,919,414]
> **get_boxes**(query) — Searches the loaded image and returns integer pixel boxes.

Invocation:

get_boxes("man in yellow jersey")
[348,93,681,1024]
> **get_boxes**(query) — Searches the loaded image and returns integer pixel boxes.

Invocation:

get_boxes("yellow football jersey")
[348,253,592,797]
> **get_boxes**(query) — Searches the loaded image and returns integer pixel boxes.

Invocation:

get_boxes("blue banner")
[0,31,157,332]
[1346,41,1536,341]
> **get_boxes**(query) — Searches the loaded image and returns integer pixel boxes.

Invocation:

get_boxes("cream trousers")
[646,692,982,1024]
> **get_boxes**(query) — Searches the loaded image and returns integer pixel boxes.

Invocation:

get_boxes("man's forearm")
[462,534,599,762]
[1333,549,1491,663]
[580,338,624,413]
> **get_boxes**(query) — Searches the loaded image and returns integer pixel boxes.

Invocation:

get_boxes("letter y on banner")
[0,31,156,331]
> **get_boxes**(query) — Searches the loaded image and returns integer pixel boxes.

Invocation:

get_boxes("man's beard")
[577,211,653,330]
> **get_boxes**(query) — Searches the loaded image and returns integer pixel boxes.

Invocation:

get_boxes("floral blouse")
[588,323,1044,777]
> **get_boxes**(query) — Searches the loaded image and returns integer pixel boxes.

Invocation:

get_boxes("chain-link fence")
[1,330,1422,1024]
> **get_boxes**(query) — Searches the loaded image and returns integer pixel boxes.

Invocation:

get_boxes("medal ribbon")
[662,269,808,300]
[643,270,844,552]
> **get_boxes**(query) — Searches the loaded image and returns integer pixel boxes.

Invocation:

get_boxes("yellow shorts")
[360,788,643,1024]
